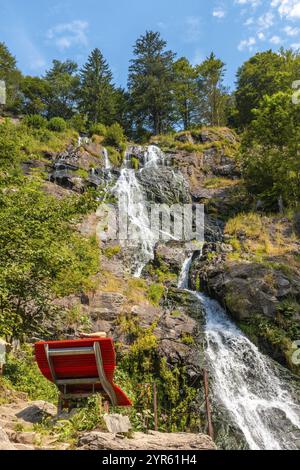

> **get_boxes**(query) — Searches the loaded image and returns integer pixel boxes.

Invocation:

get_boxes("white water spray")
[113,147,163,276]
[178,255,300,450]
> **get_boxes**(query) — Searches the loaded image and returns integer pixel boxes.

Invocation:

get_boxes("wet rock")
[137,166,191,204]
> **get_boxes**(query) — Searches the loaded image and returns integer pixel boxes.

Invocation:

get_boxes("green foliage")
[130,156,140,170]
[116,317,199,432]
[102,245,121,259]
[89,122,107,137]
[196,52,229,126]
[104,122,125,147]
[235,49,300,128]
[128,31,176,134]
[47,117,67,132]
[0,119,22,172]
[44,60,80,120]
[23,114,47,129]
[240,90,300,209]
[0,180,99,340]
[69,114,88,133]
[105,146,123,167]
[147,283,165,305]
[79,48,116,125]
[0,41,22,111]
[21,76,50,115]
[173,57,199,130]
[4,347,58,402]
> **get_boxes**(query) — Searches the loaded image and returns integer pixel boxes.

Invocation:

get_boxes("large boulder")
[137,167,191,205]
[15,401,57,424]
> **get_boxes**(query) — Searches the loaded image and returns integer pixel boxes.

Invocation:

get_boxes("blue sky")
[1,0,300,90]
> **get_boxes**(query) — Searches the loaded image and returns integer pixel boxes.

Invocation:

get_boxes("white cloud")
[270,35,282,44]
[271,0,300,19]
[257,12,275,30]
[238,36,256,51]
[291,42,300,49]
[283,25,300,35]
[213,8,226,18]
[258,31,266,40]
[184,16,202,43]
[235,0,261,6]
[244,17,254,25]
[47,20,89,50]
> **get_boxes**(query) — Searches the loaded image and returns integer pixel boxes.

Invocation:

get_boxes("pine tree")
[79,48,115,124]
[196,52,228,126]
[128,31,175,135]
[173,57,199,130]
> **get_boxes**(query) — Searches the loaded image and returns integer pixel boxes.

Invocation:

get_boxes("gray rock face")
[137,167,191,205]
[103,414,131,434]
[78,430,216,450]
[190,244,300,322]
[15,401,57,424]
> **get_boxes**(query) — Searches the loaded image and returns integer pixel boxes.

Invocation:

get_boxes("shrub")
[147,283,165,305]
[104,123,125,147]
[69,114,88,133]
[4,347,58,402]
[103,245,121,259]
[89,123,107,137]
[23,114,47,129]
[47,117,67,132]
[106,146,123,167]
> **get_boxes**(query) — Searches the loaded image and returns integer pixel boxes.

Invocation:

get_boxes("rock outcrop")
[78,430,216,450]
[137,166,191,204]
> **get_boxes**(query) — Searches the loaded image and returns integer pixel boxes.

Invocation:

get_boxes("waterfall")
[178,256,300,450]
[144,145,165,167]
[113,148,162,277]
[103,148,111,171]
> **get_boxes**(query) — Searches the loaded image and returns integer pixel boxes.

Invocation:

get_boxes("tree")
[79,48,115,124]
[196,52,228,126]
[173,57,199,130]
[20,76,50,115]
[241,91,300,209]
[128,31,175,135]
[235,49,300,128]
[0,42,22,112]
[44,60,80,119]
[0,178,99,340]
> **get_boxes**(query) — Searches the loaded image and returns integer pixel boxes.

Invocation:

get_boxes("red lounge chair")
[34,338,131,408]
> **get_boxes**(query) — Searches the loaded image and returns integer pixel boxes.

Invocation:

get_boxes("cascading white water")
[178,255,300,450]
[144,145,165,167]
[113,147,164,277]
[103,148,111,171]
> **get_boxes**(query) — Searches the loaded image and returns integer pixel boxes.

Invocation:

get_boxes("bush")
[106,146,123,167]
[69,114,88,133]
[23,114,47,129]
[104,123,125,147]
[4,347,58,402]
[147,283,165,305]
[47,117,67,132]
[89,123,107,137]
